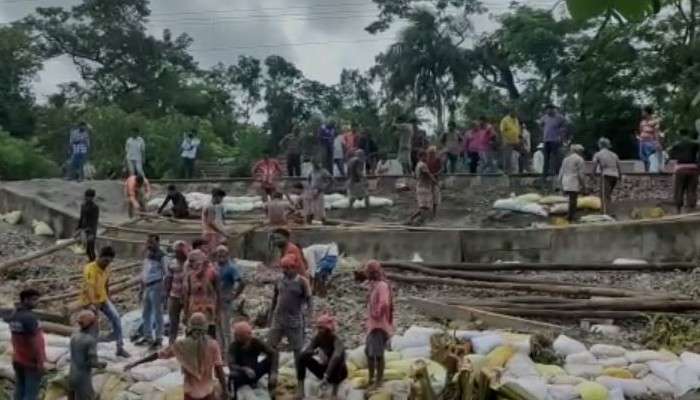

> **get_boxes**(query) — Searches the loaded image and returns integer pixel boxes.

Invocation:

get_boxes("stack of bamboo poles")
[384,261,700,320]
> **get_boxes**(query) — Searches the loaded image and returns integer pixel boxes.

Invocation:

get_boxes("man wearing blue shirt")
[137,234,166,349]
[214,245,246,358]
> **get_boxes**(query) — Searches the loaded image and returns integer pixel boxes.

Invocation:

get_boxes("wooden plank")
[406,297,562,333]
[385,260,699,272]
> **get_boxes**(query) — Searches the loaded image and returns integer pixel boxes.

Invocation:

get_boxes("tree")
[374,8,472,132]
[208,56,263,124]
[26,0,197,115]
[0,25,43,137]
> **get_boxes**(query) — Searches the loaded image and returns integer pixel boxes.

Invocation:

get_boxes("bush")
[0,130,58,180]
[37,105,236,179]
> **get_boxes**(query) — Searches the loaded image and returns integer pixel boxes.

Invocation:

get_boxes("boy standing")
[76,189,99,261]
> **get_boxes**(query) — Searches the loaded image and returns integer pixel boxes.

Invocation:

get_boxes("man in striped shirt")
[165,241,189,345]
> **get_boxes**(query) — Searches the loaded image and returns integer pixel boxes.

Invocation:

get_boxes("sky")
[0,0,558,102]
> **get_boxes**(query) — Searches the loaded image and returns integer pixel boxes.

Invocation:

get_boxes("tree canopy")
[0,0,698,179]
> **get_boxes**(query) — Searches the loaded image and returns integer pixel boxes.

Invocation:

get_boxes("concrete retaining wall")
[0,187,78,238]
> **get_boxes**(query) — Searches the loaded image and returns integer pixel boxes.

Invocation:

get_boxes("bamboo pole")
[384,260,698,272]
[384,262,661,294]
[23,261,141,285]
[443,298,700,312]
[40,321,75,336]
[387,272,663,298]
[39,275,133,304]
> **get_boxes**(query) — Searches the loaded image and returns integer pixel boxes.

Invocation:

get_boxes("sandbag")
[501,333,532,354]
[129,365,171,382]
[642,373,676,396]
[536,364,566,379]
[539,195,568,205]
[128,381,159,396]
[608,387,624,400]
[647,360,700,396]
[515,193,542,203]
[347,346,368,369]
[596,376,649,397]
[493,198,548,217]
[598,357,628,368]
[471,333,504,355]
[45,346,68,364]
[628,363,650,378]
[485,346,515,368]
[32,220,54,236]
[549,203,569,215]
[565,363,603,379]
[566,351,597,365]
[553,335,587,356]
[550,375,586,386]
[576,381,608,400]
[577,196,602,210]
[602,367,633,379]
[0,211,22,225]
[625,349,675,363]
[547,384,579,400]
[504,353,539,379]
[590,344,626,358]
[681,351,700,376]
[399,346,430,359]
[501,377,549,400]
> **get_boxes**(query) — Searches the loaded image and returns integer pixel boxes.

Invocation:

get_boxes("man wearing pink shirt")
[364,260,394,390]
[466,116,497,174]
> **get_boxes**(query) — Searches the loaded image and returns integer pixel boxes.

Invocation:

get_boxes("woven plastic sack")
[590,344,626,358]
[553,335,587,356]
[596,376,649,397]
[576,381,608,400]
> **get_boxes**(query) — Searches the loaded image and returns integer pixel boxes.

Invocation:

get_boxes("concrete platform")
[1,178,699,263]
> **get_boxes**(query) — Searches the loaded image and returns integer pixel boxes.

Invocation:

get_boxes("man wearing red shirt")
[272,228,309,278]
[5,289,46,400]
[252,152,283,202]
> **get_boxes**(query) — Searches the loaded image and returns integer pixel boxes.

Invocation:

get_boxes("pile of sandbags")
[148,192,394,215]
[0,210,22,225]
[493,192,604,218]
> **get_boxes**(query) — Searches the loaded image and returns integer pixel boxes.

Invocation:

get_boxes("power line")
[189,36,397,53]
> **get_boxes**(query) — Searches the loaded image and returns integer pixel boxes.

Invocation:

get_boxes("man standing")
[304,159,332,224]
[409,150,439,226]
[137,234,166,349]
[343,124,359,155]
[76,189,99,262]
[358,130,378,173]
[228,321,277,397]
[80,246,130,357]
[467,117,497,174]
[252,152,283,202]
[364,260,394,390]
[182,250,220,337]
[202,188,228,254]
[668,129,700,214]
[638,106,664,172]
[539,105,568,177]
[297,313,348,400]
[272,228,309,278]
[125,128,146,177]
[214,245,245,357]
[68,122,90,181]
[158,184,190,219]
[499,110,521,174]
[268,255,311,400]
[559,144,586,223]
[125,174,151,218]
[347,149,370,209]
[280,127,303,177]
[180,130,201,179]
[411,129,429,172]
[4,289,45,400]
[332,130,346,177]
[67,310,107,400]
[165,240,189,345]
[318,122,337,173]
[592,138,621,215]
[125,313,229,400]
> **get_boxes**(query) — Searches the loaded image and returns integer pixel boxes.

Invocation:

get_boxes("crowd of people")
[5,230,395,400]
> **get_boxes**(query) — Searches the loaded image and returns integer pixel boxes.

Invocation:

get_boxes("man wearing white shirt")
[180,130,201,179]
[303,243,341,297]
[125,129,146,177]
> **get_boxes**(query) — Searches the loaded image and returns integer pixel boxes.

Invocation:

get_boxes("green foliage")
[565,0,662,21]
[36,105,235,179]
[0,130,57,180]
[0,25,43,137]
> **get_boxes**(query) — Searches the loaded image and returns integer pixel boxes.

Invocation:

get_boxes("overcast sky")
[0,0,557,101]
